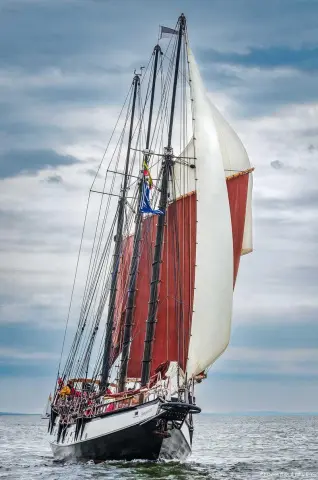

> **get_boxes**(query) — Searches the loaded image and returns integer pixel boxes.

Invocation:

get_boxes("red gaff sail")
[113,172,249,378]
[226,172,249,286]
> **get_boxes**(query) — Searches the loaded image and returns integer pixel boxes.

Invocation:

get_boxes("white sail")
[173,139,196,198]
[175,105,253,254]
[41,393,51,419]
[186,47,234,378]
[208,98,253,255]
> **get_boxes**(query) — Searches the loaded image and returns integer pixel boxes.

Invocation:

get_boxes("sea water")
[0,414,317,479]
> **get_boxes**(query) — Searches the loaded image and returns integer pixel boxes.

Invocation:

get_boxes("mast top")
[166,12,186,150]
[133,69,143,80]
[179,13,186,26]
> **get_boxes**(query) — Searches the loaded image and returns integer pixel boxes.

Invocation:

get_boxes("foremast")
[100,73,140,389]
[141,14,186,387]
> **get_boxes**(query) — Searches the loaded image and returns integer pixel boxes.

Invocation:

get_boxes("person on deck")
[59,384,71,397]
[59,380,75,397]
[67,381,76,396]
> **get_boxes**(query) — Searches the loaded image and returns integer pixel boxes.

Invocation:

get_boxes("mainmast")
[101,73,140,388]
[118,45,162,392]
[141,14,186,387]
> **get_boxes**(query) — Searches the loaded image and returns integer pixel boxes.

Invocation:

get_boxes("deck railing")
[53,382,168,425]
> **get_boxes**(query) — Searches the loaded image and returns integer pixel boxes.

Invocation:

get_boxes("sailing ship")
[41,393,52,419]
[48,14,253,462]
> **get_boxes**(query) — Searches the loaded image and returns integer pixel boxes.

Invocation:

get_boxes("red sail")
[126,215,154,378]
[115,173,249,378]
[226,172,249,287]
[127,193,197,378]
[111,235,134,362]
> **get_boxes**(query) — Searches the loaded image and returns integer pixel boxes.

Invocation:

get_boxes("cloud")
[205,65,318,117]
[197,377,318,413]
[212,346,318,378]
[0,346,58,361]
[270,160,284,169]
[0,149,79,179]
[230,321,318,351]
[84,168,101,178]
[45,174,63,184]
[199,46,318,71]
[308,144,316,153]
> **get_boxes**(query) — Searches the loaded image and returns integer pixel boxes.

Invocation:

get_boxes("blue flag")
[140,182,164,215]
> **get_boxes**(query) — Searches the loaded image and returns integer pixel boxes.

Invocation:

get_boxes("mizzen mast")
[100,73,140,389]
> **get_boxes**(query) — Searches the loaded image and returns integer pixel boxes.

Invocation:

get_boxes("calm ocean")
[0,414,317,479]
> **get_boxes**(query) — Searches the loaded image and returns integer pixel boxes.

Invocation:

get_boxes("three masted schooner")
[48,14,253,461]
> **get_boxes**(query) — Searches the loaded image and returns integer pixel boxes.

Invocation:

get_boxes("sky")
[0,0,317,414]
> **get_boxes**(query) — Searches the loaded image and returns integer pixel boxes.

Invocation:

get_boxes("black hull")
[51,419,191,462]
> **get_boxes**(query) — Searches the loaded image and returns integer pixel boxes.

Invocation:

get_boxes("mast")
[118,45,162,393]
[141,14,186,387]
[101,73,140,388]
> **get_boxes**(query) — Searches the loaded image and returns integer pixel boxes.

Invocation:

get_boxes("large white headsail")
[185,47,234,378]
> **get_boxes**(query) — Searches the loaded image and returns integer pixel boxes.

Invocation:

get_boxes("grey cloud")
[1,0,317,131]
[0,149,79,179]
[231,317,318,351]
[46,174,63,184]
[198,46,318,72]
[0,207,82,253]
[27,82,114,106]
[301,129,318,138]
[84,168,101,178]
[196,377,318,413]
[0,1,149,73]
[200,61,318,118]
[255,188,318,211]
[22,68,134,107]
[271,160,284,169]
[2,0,317,75]
[286,265,318,288]
[308,144,317,153]
[0,3,100,72]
